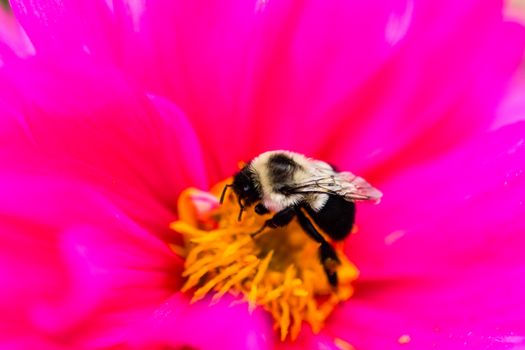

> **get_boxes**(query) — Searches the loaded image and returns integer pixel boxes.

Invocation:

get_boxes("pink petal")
[327,265,525,349]
[0,55,208,237]
[11,0,523,183]
[34,226,181,334]
[140,0,523,181]
[494,64,525,129]
[132,0,409,179]
[9,0,116,58]
[0,170,182,347]
[350,121,525,277]
[0,338,70,350]
[141,0,416,179]
[345,19,525,180]
[120,294,273,350]
[0,54,211,346]
[332,122,525,348]
[0,7,33,60]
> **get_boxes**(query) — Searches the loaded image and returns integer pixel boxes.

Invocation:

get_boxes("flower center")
[170,180,359,341]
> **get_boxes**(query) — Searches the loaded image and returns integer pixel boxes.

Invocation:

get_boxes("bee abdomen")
[304,195,355,241]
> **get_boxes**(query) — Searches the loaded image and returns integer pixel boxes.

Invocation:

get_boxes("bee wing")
[286,169,382,203]
[335,172,383,202]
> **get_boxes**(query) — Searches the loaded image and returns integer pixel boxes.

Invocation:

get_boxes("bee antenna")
[237,197,245,222]
[237,206,245,222]
[219,184,233,204]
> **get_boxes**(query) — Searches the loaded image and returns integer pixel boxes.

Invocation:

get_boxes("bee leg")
[251,207,296,238]
[295,208,340,287]
[250,222,269,237]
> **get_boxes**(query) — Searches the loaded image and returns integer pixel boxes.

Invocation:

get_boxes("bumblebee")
[221,151,382,286]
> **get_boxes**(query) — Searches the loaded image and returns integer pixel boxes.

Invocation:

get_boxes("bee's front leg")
[250,206,296,238]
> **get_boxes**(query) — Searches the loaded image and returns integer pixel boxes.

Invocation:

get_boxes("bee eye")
[243,185,251,192]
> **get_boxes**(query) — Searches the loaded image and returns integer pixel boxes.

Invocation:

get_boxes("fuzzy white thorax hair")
[249,150,330,212]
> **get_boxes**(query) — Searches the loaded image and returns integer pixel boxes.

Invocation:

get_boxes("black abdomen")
[304,195,355,241]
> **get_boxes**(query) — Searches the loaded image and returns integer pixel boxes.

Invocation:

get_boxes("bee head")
[231,167,260,207]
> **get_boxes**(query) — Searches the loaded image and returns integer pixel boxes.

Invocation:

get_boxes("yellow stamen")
[170,180,360,341]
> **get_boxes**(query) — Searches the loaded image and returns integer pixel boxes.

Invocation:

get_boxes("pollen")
[170,180,359,341]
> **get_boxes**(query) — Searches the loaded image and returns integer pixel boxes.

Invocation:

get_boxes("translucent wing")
[285,164,382,203]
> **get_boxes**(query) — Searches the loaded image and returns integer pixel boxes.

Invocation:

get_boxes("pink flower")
[1,0,525,349]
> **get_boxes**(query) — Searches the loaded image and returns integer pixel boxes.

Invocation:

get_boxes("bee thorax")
[263,192,301,212]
